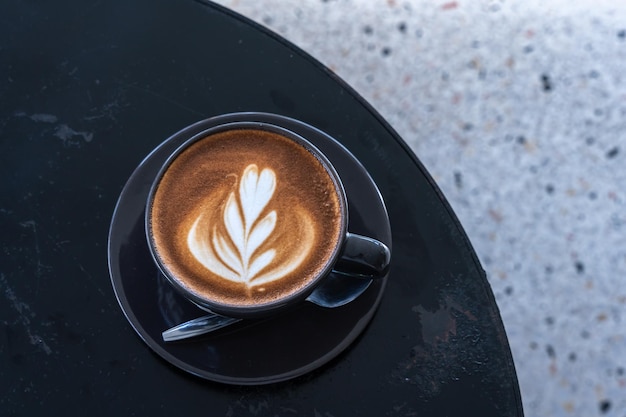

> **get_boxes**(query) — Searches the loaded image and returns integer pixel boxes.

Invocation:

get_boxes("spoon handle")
[162,272,376,342]
[162,315,241,342]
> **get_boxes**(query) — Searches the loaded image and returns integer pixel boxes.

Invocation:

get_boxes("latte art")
[149,128,344,308]
[187,164,314,287]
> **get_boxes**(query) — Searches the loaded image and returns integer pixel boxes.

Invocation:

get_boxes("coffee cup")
[146,119,390,318]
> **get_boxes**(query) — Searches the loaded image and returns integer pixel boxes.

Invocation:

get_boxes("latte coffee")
[148,126,345,313]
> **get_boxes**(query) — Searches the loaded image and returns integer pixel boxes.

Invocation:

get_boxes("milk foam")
[187,164,314,287]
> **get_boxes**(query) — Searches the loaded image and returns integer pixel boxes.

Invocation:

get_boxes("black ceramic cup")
[145,118,390,319]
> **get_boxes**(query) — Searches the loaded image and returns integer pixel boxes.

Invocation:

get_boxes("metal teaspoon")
[162,272,373,342]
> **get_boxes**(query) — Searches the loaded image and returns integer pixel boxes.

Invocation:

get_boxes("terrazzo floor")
[212,1,626,416]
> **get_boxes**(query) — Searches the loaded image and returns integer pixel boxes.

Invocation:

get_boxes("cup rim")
[145,120,349,318]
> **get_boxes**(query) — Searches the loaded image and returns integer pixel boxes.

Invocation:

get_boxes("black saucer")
[107,112,392,384]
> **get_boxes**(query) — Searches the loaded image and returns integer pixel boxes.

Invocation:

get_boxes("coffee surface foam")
[150,129,343,307]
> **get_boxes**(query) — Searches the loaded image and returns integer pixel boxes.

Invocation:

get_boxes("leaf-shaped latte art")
[187,164,313,288]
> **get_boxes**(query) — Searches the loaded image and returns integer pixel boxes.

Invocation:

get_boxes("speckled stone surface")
[212,1,626,416]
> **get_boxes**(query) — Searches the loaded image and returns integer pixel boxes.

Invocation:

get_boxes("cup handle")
[333,232,391,278]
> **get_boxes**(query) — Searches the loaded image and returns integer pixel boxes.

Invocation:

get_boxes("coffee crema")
[149,128,343,307]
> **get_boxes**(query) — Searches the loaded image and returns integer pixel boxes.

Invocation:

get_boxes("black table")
[0,1,523,415]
